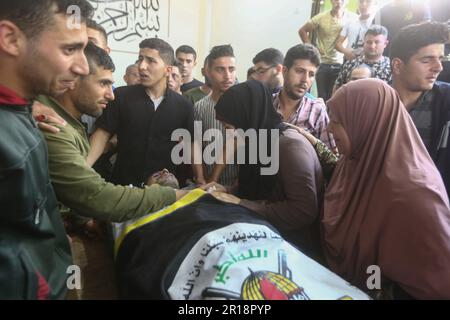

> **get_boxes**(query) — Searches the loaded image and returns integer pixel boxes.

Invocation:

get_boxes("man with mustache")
[0,0,92,299]
[391,22,450,198]
[273,44,335,151]
[334,25,391,91]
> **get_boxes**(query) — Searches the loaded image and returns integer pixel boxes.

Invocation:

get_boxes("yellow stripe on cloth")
[114,189,207,258]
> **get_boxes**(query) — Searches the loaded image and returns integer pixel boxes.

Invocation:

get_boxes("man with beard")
[334,25,391,90]
[38,42,186,224]
[273,44,335,151]
[0,0,92,299]
[391,22,450,198]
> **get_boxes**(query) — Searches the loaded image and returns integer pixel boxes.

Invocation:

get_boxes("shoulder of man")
[304,92,327,111]
[433,81,450,110]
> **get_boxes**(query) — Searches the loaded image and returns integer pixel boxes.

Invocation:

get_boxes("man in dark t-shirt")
[89,38,200,187]
[176,45,204,93]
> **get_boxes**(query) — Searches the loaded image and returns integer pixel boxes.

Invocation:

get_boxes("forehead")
[87,29,106,45]
[210,56,236,68]
[96,67,114,78]
[176,52,195,60]
[411,43,445,59]
[254,61,272,69]
[139,48,164,60]
[364,34,386,41]
[39,14,88,44]
[289,59,318,71]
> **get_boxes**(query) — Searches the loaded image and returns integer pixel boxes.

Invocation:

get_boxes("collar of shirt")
[410,89,435,113]
[36,95,87,135]
[0,84,28,105]
[273,91,306,122]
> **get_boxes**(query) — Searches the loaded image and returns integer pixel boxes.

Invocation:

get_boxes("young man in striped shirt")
[193,45,239,185]
[273,44,336,151]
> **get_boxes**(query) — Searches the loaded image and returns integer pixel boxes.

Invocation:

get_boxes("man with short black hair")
[0,0,93,299]
[168,60,183,94]
[274,44,335,151]
[176,45,204,92]
[89,38,199,188]
[193,45,239,185]
[334,25,391,90]
[252,48,284,93]
[391,22,450,197]
[183,56,212,105]
[86,19,110,53]
[39,42,182,222]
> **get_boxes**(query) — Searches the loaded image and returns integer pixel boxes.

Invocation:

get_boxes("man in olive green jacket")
[38,42,187,224]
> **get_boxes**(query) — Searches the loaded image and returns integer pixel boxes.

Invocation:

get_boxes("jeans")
[316,63,342,101]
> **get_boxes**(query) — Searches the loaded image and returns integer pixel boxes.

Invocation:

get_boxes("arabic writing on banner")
[168,223,371,300]
[88,0,169,48]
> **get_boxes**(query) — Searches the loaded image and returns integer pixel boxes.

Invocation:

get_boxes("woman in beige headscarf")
[322,78,450,299]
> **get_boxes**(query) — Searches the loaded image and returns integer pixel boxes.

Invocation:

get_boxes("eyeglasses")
[255,65,276,75]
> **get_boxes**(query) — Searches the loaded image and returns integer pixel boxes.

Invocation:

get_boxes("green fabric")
[37,95,176,223]
[0,104,71,299]
[183,87,208,106]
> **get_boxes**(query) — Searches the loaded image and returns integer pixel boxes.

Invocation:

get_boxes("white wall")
[89,0,313,86]
[208,0,313,81]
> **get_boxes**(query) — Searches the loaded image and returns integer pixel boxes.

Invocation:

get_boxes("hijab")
[214,80,285,200]
[324,78,450,298]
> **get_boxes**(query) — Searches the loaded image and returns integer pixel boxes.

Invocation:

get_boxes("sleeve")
[240,134,321,230]
[184,100,195,137]
[44,130,176,222]
[309,12,323,28]
[193,100,202,121]
[94,91,121,135]
[340,22,349,37]
[312,101,336,151]
[314,140,338,182]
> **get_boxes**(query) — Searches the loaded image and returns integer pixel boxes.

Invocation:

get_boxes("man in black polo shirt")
[89,38,197,187]
[391,22,450,197]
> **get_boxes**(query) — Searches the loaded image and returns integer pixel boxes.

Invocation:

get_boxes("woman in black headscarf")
[209,80,324,253]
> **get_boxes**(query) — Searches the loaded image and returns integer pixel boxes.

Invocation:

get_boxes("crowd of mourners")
[1,0,450,300]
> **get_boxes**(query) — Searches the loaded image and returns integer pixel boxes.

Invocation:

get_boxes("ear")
[391,58,403,76]
[106,46,111,54]
[282,65,288,77]
[166,65,173,76]
[0,21,24,57]
[275,64,283,74]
